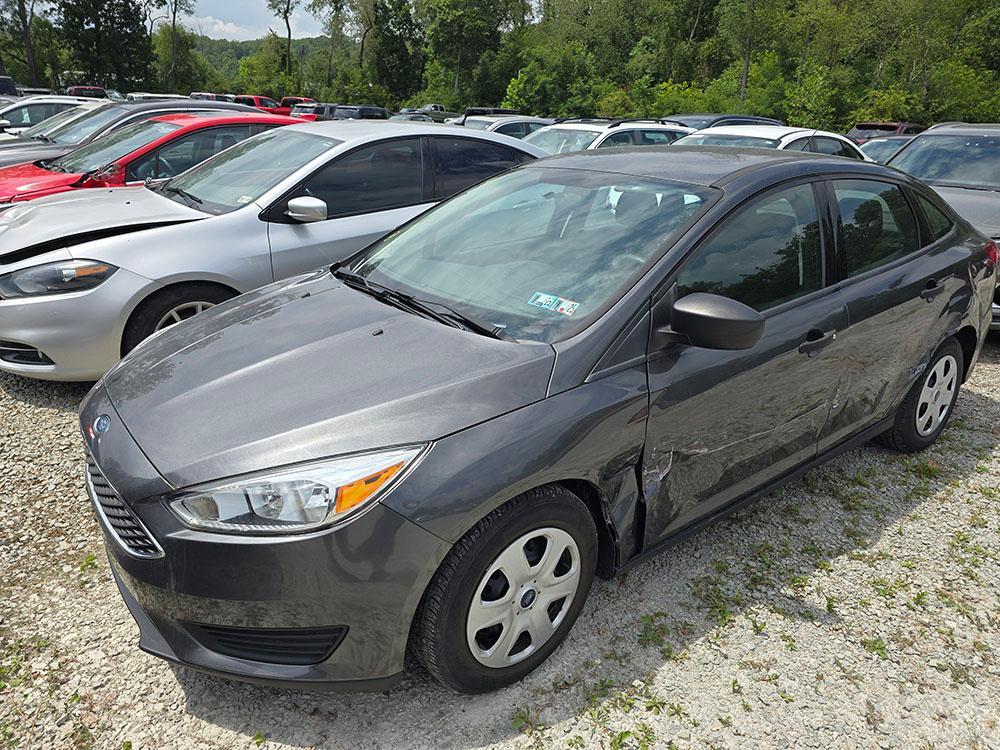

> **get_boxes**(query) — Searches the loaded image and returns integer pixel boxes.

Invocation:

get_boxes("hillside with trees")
[0,0,996,127]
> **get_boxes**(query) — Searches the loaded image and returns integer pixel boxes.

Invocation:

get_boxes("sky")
[180,1,325,41]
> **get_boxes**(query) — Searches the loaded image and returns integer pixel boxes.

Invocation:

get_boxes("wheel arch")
[954,325,978,383]
[119,279,241,357]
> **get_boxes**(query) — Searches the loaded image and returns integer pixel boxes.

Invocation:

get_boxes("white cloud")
[184,15,265,41]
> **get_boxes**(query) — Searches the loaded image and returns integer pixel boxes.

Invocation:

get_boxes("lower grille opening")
[185,623,348,665]
[0,340,54,366]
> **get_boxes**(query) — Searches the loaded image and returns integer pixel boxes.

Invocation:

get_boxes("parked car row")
[2,94,996,697]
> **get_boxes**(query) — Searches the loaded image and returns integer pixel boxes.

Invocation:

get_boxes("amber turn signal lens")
[334,461,404,513]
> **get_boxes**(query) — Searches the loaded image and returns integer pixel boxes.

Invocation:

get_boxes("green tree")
[267,0,303,77]
[57,0,152,89]
[715,0,782,103]
[419,0,501,96]
[369,0,424,101]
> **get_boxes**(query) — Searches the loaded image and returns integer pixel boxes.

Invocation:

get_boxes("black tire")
[122,283,234,355]
[415,485,598,693]
[878,338,963,453]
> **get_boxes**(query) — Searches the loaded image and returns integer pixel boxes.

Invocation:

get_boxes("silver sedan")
[0,120,545,380]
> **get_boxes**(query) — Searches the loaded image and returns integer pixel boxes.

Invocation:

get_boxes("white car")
[674,125,874,161]
[0,95,98,136]
[458,115,554,139]
[523,119,696,154]
[0,100,105,144]
[0,120,545,380]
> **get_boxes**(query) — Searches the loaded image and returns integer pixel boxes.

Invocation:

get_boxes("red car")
[234,95,315,117]
[0,111,297,204]
[846,121,925,144]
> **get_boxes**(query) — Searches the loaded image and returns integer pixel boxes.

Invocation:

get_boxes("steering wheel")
[157,156,178,178]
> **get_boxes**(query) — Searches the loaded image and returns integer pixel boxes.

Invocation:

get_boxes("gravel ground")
[2,343,999,750]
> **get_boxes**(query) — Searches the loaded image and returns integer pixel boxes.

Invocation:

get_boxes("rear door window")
[915,194,954,243]
[676,182,824,311]
[833,179,920,277]
[432,137,523,197]
[495,122,527,138]
[638,129,675,145]
[288,137,426,218]
[813,137,863,159]
[596,131,635,149]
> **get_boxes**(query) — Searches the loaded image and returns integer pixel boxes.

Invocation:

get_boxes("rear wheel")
[415,485,597,693]
[122,283,234,355]
[879,338,963,452]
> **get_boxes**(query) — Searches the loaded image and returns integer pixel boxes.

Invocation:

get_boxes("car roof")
[113,99,256,113]
[291,118,540,144]
[685,125,817,140]
[529,146,903,188]
[467,115,551,123]
[149,112,298,127]
[914,123,1000,136]
[536,120,692,134]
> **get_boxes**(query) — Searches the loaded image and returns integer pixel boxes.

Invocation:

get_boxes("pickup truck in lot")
[417,103,460,122]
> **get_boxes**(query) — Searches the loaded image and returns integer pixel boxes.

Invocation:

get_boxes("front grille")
[185,622,348,665]
[85,453,163,558]
[0,340,53,366]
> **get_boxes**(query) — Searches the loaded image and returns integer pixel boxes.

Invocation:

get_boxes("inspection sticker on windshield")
[529,292,580,316]
[236,195,255,205]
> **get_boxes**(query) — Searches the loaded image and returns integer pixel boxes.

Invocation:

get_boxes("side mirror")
[0,120,11,131]
[661,292,765,350]
[285,196,327,223]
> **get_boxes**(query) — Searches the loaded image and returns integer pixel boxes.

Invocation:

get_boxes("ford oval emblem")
[93,414,112,435]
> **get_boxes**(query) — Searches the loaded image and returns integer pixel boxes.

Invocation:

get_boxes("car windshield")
[860,138,907,164]
[161,128,342,214]
[50,119,180,173]
[20,105,89,137]
[291,104,316,114]
[673,133,780,148]
[847,124,898,139]
[523,128,602,154]
[889,134,1000,191]
[44,103,125,145]
[348,167,715,342]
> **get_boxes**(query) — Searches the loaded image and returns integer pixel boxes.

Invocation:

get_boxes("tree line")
[1,0,997,128]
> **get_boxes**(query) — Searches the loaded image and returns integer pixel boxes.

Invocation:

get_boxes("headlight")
[167,446,426,534]
[0,259,118,299]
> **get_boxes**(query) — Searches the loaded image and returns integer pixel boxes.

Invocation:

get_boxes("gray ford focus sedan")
[80,148,996,693]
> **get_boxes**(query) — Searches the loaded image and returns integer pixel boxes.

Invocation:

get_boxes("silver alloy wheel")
[915,354,958,436]
[153,301,216,332]
[466,527,581,669]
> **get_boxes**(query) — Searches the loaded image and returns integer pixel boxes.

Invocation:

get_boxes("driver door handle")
[798,328,836,357]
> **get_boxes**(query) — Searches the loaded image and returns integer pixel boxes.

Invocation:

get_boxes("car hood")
[0,187,205,262]
[103,271,555,488]
[0,143,71,169]
[932,185,1000,239]
[0,162,81,202]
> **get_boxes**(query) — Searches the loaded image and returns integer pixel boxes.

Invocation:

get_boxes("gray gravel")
[2,343,999,750]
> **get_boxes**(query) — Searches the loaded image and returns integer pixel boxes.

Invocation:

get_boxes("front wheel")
[122,283,234,356]
[879,338,963,452]
[415,485,597,693]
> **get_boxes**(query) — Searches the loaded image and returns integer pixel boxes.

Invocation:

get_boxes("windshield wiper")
[163,184,203,205]
[41,160,67,173]
[31,134,53,143]
[332,267,515,341]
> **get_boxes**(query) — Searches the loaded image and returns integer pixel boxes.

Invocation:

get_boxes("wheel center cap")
[520,589,537,609]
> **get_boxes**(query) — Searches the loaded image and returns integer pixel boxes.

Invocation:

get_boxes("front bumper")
[81,386,451,690]
[0,267,154,381]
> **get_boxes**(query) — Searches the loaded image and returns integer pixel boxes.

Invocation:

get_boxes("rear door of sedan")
[642,179,849,544]
[817,178,972,451]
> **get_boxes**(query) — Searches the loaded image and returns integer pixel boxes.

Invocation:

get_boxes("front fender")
[381,363,649,568]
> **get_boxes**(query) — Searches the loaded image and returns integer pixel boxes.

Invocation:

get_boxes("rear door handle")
[920,280,945,301]
[798,329,836,357]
